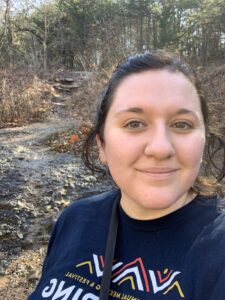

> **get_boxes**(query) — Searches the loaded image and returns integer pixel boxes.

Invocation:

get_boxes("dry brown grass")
[0,70,53,128]
[198,64,225,195]
[199,64,225,137]
[67,72,107,121]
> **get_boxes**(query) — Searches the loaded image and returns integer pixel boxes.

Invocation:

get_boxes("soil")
[0,78,113,299]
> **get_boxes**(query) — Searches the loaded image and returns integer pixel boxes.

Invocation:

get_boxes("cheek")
[178,135,205,166]
[104,141,128,165]
[103,139,139,172]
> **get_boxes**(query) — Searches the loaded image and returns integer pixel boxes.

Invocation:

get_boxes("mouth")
[136,168,179,179]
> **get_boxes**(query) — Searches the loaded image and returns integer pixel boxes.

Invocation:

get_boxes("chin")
[134,190,190,211]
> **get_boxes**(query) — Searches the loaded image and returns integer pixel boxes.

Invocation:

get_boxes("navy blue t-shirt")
[28,189,225,300]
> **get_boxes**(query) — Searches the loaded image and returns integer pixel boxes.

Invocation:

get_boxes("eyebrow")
[115,107,198,117]
[174,108,198,116]
[115,107,144,116]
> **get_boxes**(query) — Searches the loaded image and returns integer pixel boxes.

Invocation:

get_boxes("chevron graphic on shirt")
[149,269,184,298]
[75,255,185,297]
[76,254,123,278]
[76,261,93,274]
[117,275,135,289]
[163,281,185,297]
[93,254,123,277]
[112,257,150,292]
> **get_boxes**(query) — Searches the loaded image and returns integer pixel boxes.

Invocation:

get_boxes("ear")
[96,134,107,164]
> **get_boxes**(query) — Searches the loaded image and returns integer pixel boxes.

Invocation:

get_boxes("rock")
[0,260,9,268]
[17,156,25,161]
[27,268,41,282]
[17,231,24,239]
[0,267,6,276]
[22,238,34,247]
[12,247,22,254]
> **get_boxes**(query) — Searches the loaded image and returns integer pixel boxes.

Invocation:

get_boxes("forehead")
[109,69,201,114]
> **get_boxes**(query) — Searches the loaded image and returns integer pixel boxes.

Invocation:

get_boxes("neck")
[120,190,197,220]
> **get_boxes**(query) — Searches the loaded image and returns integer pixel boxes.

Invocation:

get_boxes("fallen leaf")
[68,134,79,144]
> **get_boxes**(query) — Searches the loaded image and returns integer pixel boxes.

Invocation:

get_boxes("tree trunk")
[4,0,13,69]
[43,15,48,74]
[31,35,39,73]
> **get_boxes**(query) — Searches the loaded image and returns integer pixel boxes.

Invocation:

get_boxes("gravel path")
[0,119,113,299]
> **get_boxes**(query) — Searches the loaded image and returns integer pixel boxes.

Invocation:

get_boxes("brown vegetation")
[0,71,53,128]
[200,64,225,138]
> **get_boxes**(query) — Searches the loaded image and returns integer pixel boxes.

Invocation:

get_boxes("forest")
[0,0,224,73]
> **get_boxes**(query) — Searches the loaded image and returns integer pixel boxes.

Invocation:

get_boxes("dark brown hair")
[82,50,225,195]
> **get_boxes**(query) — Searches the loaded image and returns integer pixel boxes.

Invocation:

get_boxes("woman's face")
[97,70,206,220]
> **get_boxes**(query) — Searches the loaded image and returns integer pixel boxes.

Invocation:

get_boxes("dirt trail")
[0,90,112,299]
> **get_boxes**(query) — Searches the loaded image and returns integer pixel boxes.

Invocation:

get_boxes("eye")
[171,121,193,130]
[124,120,145,129]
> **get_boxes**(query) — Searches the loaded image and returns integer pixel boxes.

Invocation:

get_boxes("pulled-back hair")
[82,50,225,195]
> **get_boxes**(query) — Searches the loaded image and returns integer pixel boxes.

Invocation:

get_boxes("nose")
[144,125,175,160]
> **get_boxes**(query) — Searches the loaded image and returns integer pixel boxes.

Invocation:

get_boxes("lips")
[140,168,178,173]
[136,167,179,179]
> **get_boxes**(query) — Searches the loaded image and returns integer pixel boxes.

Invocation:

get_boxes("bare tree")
[0,0,13,68]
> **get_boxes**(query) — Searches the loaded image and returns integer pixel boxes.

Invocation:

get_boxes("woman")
[28,51,225,300]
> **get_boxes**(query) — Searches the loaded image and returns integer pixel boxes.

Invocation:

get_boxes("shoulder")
[184,196,225,259]
[207,208,225,239]
[45,189,120,255]
[201,195,225,234]
[187,197,225,259]
[58,188,120,223]
[183,201,225,298]
[197,195,225,240]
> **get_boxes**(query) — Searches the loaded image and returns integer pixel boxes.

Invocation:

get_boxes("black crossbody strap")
[99,195,119,300]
